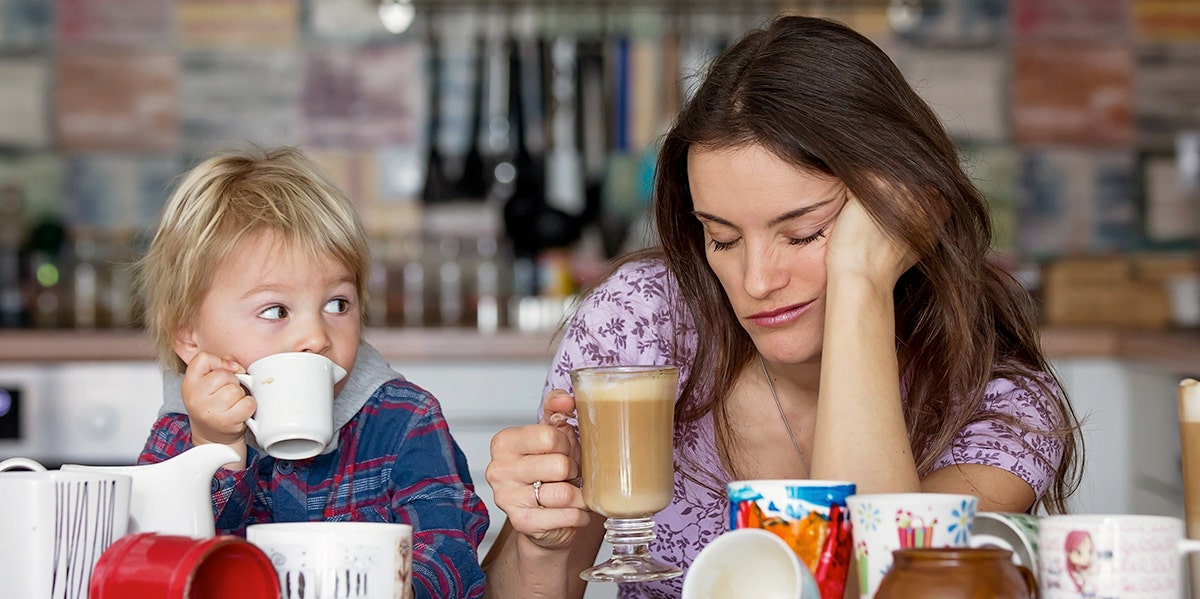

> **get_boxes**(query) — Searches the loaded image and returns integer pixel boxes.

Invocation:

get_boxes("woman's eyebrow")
[692,197,839,228]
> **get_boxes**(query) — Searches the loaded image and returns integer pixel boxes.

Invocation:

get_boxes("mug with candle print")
[846,493,980,599]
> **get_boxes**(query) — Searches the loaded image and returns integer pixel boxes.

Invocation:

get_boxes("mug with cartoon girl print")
[1039,514,1200,599]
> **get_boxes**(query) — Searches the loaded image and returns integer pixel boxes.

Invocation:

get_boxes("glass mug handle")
[0,457,47,472]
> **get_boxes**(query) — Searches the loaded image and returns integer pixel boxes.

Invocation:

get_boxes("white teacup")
[846,493,983,599]
[247,521,413,599]
[683,528,821,599]
[235,352,348,460]
[0,464,132,599]
[1039,514,1200,598]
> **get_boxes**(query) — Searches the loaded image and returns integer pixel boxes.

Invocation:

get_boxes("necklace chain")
[759,354,811,478]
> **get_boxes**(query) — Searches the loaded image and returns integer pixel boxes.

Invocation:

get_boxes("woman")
[483,15,1082,599]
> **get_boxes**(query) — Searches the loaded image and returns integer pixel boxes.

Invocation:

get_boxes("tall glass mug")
[572,365,681,583]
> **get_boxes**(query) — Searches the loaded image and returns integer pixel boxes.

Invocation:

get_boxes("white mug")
[235,352,348,460]
[683,528,820,599]
[1039,514,1200,598]
[972,511,1040,572]
[247,521,413,599]
[0,463,132,599]
[846,493,983,599]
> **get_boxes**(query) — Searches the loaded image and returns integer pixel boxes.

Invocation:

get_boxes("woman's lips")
[747,301,811,328]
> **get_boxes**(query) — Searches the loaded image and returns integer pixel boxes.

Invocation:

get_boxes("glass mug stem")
[606,517,656,547]
[580,517,681,582]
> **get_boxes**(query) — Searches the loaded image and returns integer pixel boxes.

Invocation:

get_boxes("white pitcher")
[62,443,240,539]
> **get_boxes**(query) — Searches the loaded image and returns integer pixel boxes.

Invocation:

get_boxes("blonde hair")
[136,146,370,373]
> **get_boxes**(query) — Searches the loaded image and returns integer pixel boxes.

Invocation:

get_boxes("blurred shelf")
[3,326,1200,375]
[407,0,909,11]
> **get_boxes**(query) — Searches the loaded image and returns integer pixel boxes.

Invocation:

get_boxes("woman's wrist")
[512,533,575,597]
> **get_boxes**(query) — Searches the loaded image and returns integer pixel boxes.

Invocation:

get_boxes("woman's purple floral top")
[540,259,1065,599]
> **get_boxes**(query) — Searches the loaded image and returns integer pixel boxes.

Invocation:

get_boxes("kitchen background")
[1,0,1199,579]
[0,0,1195,332]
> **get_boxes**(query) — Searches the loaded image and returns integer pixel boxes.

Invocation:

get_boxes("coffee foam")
[574,375,675,401]
[1179,379,1200,422]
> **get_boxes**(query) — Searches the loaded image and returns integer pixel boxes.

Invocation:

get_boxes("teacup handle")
[234,373,260,435]
[1180,539,1200,554]
[0,457,47,472]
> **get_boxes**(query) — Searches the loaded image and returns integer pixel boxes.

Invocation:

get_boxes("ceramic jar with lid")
[874,547,1037,599]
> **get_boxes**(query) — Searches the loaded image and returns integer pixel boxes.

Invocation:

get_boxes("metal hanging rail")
[404,0,923,13]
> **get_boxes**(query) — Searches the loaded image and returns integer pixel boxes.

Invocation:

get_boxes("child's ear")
[173,326,200,365]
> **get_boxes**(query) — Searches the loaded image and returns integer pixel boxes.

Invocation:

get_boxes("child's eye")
[324,298,350,314]
[259,305,288,320]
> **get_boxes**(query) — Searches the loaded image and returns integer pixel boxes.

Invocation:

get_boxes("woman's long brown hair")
[598,15,1081,513]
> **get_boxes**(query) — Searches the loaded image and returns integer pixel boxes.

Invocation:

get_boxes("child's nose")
[293,318,332,354]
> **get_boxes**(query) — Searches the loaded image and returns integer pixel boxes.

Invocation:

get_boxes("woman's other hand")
[485,389,591,551]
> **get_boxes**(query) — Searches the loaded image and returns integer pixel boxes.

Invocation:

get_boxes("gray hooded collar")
[159,341,402,455]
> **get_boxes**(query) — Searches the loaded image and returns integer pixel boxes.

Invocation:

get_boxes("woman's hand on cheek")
[825,194,916,290]
[181,351,255,448]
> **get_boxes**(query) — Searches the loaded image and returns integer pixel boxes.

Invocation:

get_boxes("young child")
[135,146,488,598]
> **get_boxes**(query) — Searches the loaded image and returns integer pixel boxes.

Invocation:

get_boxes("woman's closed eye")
[708,237,739,251]
[707,228,827,252]
[789,228,826,246]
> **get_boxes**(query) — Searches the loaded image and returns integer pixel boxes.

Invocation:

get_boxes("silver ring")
[532,480,544,508]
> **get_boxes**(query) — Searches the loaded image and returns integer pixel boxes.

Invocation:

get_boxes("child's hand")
[181,351,255,451]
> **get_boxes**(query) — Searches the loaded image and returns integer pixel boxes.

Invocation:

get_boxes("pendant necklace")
[759,354,811,478]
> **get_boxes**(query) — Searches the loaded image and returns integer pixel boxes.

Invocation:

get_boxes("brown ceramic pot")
[874,547,1037,599]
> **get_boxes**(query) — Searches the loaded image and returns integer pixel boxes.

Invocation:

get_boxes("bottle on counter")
[25,217,67,329]
[0,185,25,328]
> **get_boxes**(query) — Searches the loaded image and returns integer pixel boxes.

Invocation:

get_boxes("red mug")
[90,532,279,599]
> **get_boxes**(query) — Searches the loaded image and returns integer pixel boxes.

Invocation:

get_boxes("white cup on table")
[247,521,413,599]
[683,528,820,599]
